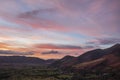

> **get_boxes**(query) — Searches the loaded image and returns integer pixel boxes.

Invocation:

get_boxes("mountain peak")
[62,55,75,59]
[103,43,120,56]
[112,43,120,47]
[107,43,120,50]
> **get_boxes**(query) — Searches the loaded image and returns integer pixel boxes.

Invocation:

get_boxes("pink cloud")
[0,0,119,38]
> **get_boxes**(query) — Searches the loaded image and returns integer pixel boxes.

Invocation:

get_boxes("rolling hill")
[0,56,56,68]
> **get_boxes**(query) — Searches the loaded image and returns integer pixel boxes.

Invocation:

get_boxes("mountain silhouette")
[0,44,119,69]
[0,56,56,67]
[50,44,120,69]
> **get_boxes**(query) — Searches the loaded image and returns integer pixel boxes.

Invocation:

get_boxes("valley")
[0,44,120,80]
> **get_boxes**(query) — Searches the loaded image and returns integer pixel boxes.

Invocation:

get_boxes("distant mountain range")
[0,56,56,67]
[50,44,120,70]
[0,44,120,70]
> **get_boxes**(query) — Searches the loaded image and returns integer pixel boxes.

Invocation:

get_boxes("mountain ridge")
[0,56,56,67]
[0,43,119,69]
[50,43,120,69]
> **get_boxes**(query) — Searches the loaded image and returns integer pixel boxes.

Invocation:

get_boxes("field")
[0,66,119,80]
[0,67,72,80]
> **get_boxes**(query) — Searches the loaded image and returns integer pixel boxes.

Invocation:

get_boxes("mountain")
[77,49,105,63]
[0,44,119,69]
[76,44,120,64]
[49,55,77,68]
[74,43,120,70]
[74,47,120,70]
[0,56,56,67]
[104,43,120,55]
[50,44,120,69]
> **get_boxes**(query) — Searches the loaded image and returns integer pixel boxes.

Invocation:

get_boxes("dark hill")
[0,56,56,67]
[49,55,77,68]
[50,44,120,69]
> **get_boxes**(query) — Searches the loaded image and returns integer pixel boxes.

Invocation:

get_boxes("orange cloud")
[0,42,29,51]
[0,42,95,59]
[0,42,8,49]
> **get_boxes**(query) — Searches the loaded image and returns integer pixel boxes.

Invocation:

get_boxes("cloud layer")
[0,50,33,56]
[33,44,82,50]
[0,0,120,59]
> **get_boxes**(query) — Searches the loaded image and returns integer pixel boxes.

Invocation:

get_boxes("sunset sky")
[0,0,120,59]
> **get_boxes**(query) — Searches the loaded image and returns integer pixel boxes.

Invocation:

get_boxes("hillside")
[50,44,120,69]
[0,56,56,67]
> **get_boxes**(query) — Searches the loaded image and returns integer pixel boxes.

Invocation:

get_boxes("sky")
[0,0,120,59]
